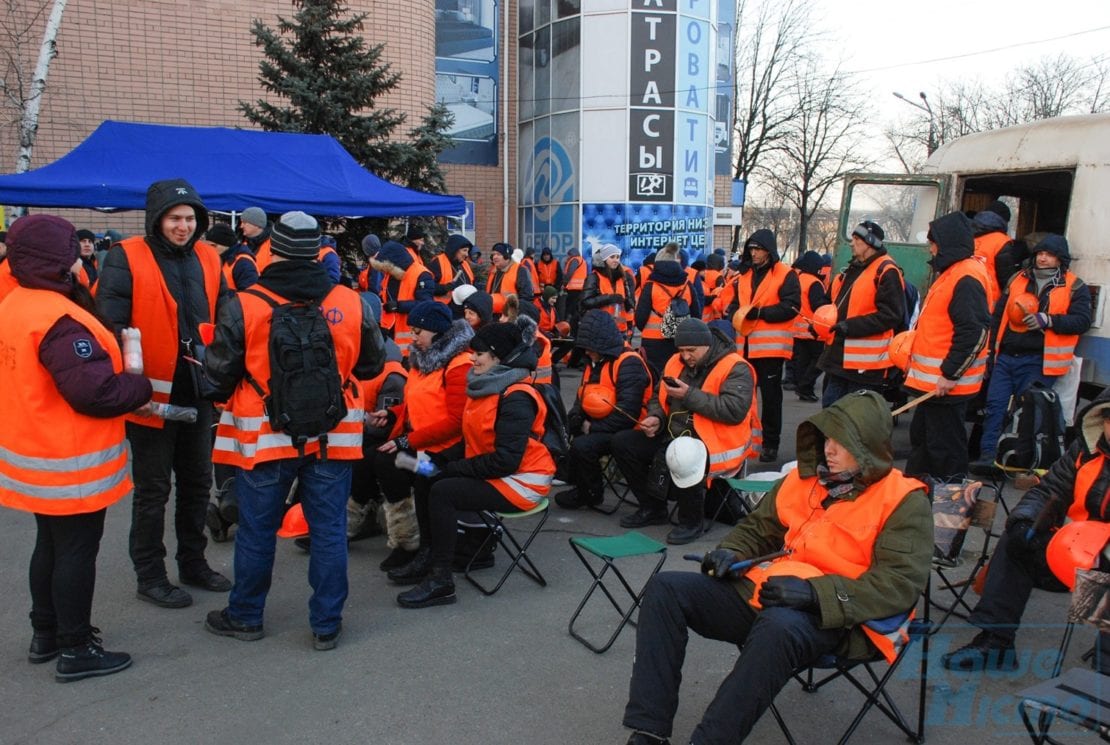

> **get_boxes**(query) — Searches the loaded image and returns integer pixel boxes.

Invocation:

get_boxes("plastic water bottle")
[395,451,439,477]
[149,402,198,423]
[121,328,143,374]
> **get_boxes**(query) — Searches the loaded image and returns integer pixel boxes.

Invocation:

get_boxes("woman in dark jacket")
[580,244,636,338]
[396,323,555,609]
[0,215,152,682]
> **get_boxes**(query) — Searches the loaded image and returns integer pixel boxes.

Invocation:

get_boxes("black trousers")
[751,357,785,450]
[568,431,618,498]
[30,509,106,648]
[640,338,675,379]
[905,397,969,483]
[426,476,518,566]
[350,436,390,507]
[611,428,704,524]
[126,407,213,585]
[623,571,843,744]
[792,339,823,397]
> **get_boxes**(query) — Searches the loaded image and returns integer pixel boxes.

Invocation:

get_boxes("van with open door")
[835,112,1110,390]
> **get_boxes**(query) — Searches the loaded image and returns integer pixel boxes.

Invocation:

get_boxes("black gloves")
[758,576,818,612]
[384,301,399,313]
[745,307,760,320]
[831,321,848,336]
[1006,518,1051,557]
[700,549,740,579]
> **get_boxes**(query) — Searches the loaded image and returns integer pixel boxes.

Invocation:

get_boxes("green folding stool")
[568,531,667,653]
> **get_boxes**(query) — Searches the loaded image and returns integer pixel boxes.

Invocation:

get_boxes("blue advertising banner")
[582,202,712,269]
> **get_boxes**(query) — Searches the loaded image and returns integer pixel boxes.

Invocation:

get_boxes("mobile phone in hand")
[662,376,679,387]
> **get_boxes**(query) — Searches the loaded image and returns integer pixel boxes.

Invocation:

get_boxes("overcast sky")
[821,0,1110,123]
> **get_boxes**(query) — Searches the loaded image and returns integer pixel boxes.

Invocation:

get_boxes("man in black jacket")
[96,179,231,609]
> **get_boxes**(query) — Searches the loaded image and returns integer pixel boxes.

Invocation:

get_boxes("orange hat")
[1046,520,1110,590]
[888,330,916,372]
[1007,292,1039,331]
[276,503,309,538]
[581,384,616,419]
[811,304,838,341]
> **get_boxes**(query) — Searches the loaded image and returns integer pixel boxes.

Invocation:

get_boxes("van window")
[843,182,939,245]
[960,170,1073,239]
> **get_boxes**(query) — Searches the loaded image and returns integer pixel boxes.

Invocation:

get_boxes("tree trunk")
[15,0,68,175]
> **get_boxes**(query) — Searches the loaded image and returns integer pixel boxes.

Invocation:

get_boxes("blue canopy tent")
[0,120,466,217]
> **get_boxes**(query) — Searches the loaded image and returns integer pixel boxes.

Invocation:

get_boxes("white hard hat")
[452,283,478,306]
[511,248,524,263]
[665,436,708,489]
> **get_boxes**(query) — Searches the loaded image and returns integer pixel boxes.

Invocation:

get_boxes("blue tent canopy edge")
[0,120,466,218]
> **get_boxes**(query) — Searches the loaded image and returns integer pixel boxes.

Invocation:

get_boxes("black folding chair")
[464,498,550,596]
[591,455,634,515]
[930,480,1001,630]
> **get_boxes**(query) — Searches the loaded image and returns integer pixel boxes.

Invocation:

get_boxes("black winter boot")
[396,565,457,609]
[28,630,59,664]
[55,635,131,683]
[387,546,433,585]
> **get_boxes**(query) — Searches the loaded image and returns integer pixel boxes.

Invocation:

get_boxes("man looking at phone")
[611,319,757,544]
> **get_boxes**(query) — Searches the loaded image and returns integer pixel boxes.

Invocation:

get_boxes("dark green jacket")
[718,390,933,661]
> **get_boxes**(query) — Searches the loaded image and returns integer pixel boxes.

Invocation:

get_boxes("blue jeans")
[229,456,351,634]
[979,354,1054,458]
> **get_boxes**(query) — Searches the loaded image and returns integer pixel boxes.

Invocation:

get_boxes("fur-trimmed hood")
[408,318,474,374]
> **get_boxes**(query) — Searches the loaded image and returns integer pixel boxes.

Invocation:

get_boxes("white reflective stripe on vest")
[906,367,984,387]
[0,441,127,473]
[496,471,552,503]
[708,444,749,475]
[0,464,129,500]
[214,409,364,458]
[1044,345,1074,356]
[534,365,552,380]
[844,338,891,364]
[149,378,173,396]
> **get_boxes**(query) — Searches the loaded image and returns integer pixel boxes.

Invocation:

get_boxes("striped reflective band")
[497,472,552,503]
[149,378,173,395]
[0,442,127,473]
[0,464,128,500]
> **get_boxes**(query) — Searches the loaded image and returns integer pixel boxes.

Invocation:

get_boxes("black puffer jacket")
[1009,389,1110,532]
[724,229,801,325]
[203,260,385,402]
[581,264,635,314]
[96,178,226,406]
[570,309,650,435]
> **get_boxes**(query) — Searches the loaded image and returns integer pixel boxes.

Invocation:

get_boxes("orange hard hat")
[276,503,310,539]
[888,330,916,372]
[492,293,507,315]
[732,305,758,336]
[1047,520,1110,590]
[1007,292,1039,329]
[555,320,571,338]
[810,304,838,341]
[581,384,616,419]
[746,559,823,610]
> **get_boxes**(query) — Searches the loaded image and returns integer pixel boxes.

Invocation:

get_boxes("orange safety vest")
[595,272,633,331]
[905,258,989,396]
[537,259,559,288]
[223,252,258,292]
[997,272,1081,377]
[735,262,795,359]
[252,238,274,271]
[792,272,822,339]
[119,236,221,429]
[577,350,651,421]
[386,263,429,357]
[974,232,1010,311]
[462,383,555,510]
[487,260,522,296]
[535,300,556,335]
[392,351,472,452]
[359,359,408,410]
[641,281,693,340]
[0,260,17,302]
[521,257,540,291]
[829,256,903,371]
[659,353,762,474]
[702,268,723,322]
[563,255,587,291]
[744,468,926,663]
[432,254,455,304]
[0,287,132,515]
[212,284,365,468]
[1069,451,1110,522]
[533,334,554,385]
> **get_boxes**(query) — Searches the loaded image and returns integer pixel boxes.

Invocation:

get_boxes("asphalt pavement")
[0,373,1093,745]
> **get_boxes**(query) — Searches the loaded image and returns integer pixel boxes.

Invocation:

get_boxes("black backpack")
[531,381,572,460]
[243,289,347,458]
[995,383,1066,471]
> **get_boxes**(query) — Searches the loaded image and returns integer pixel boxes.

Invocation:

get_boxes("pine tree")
[398,102,456,193]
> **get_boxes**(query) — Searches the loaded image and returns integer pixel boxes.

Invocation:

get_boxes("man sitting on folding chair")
[619,390,932,745]
[555,310,651,510]
[944,389,1110,673]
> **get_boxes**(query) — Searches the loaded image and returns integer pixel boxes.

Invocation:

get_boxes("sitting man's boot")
[620,503,669,529]
[666,490,706,545]
[555,486,603,510]
[387,545,433,585]
[626,731,671,745]
[397,564,457,609]
[666,520,704,545]
[942,629,1018,672]
[759,447,779,463]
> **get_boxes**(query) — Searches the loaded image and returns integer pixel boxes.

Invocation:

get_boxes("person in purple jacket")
[0,214,153,682]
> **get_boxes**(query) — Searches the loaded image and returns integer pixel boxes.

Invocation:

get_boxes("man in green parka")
[620,390,933,745]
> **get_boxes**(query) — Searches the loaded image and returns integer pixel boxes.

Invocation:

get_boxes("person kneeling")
[397,322,555,609]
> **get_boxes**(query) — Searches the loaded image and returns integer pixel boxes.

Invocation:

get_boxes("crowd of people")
[0,181,1104,745]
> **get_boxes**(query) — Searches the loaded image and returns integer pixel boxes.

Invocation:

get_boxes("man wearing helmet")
[619,390,932,745]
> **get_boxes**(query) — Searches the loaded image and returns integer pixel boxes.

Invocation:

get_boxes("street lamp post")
[893,91,938,155]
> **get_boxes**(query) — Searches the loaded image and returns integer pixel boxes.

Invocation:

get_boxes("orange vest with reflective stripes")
[997,272,1081,377]
[577,350,651,421]
[736,263,795,359]
[211,284,365,468]
[0,287,133,515]
[830,256,902,371]
[641,281,693,340]
[223,251,258,292]
[533,334,553,385]
[394,351,471,452]
[792,272,822,339]
[906,258,989,396]
[0,260,17,302]
[359,359,407,410]
[659,353,761,474]
[596,272,633,330]
[387,263,429,357]
[120,236,221,429]
[537,259,559,288]
[563,256,586,290]
[744,468,926,663]
[521,257,540,290]
[462,383,555,510]
[974,232,1010,311]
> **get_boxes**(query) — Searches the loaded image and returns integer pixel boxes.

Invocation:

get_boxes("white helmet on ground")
[665,436,708,489]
